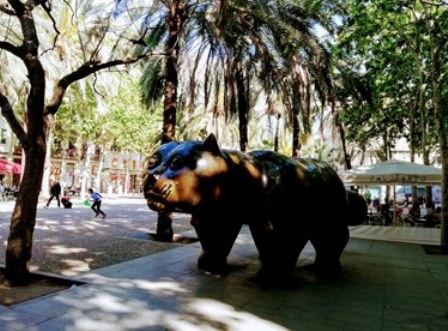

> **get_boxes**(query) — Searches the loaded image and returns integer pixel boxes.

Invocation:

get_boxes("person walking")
[46,179,62,208]
[88,188,106,218]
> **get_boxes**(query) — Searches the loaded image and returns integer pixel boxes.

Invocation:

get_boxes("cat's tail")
[347,190,368,226]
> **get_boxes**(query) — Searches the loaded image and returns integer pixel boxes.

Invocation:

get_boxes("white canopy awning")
[341,159,442,186]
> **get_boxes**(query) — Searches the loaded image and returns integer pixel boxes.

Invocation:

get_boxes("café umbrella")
[341,159,442,186]
[0,158,22,175]
[341,159,442,224]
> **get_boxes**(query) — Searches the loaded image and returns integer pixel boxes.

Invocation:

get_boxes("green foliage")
[334,0,445,156]
[101,76,162,153]
[53,75,161,155]
[140,58,165,110]
[123,0,344,155]
[299,136,338,163]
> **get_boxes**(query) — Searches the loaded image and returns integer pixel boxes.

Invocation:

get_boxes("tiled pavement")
[1,225,448,331]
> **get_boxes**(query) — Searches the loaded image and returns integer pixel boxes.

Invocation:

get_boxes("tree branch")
[0,3,16,15]
[39,0,62,57]
[0,40,25,58]
[7,0,25,15]
[45,52,165,115]
[8,0,39,56]
[0,92,27,147]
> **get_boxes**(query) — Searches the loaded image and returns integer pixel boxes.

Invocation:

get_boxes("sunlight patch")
[133,279,188,295]
[87,293,135,313]
[60,259,92,276]
[72,309,164,330]
[49,245,88,254]
[184,298,290,331]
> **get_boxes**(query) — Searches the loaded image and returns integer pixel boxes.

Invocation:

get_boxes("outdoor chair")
[380,204,392,225]
[368,214,385,226]
[367,209,386,226]
[403,214,425,227]
[1,188,16,201]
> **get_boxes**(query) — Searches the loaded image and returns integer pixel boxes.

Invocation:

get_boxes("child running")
[88,188,106,218]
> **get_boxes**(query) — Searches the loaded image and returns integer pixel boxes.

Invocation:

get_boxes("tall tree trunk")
[274,114,281,152]
[416,60,432,204]
[80,143,93,196]
[336,114,351,170]
[422,1,448,253]
[409,97,419,203]
[61,141,69,194]
[235,61,248,152]
[382,129,391,203]
[158,1,187,241]
[291,108,301,157]
[41,126,54,202]
[5,143,47,285]
[331,95,351,170]
[3,0,48,281]
[433,66,448,253]
[96,147,105,193]
[4,67,48,285]
[161,1,187,144]
[438,114,448,253]
[1,0,149,284]
[290,85,301,157]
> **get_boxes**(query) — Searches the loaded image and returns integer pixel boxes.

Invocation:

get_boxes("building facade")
[0,120,148,195]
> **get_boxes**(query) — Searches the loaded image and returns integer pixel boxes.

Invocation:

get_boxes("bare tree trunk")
[290,84,302,157]
[161,1,187,144]
[274,114,280,152]
[336,114,351,170]
[2,0,48,282]
[382,130,391,203]
[4,83,48,285]
[61,141,69,194]
[96,147,105,193]
[80,143,93,196]
[41,126,54,202]
[235,60,248,152]
[421,0,448,253]
[416,61,433,205]
[5,144,46,285]
[1,0,150,284]
[332,98,351,170]
[291,110,301,157]
[430,57,448,252]
[158,1,187,241]
[420,1,448,254]
[124,153,130,193]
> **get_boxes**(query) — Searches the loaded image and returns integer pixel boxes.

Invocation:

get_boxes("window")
[0,128,7,144]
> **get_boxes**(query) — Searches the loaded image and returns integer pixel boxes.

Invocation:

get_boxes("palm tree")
[122,0,344,237]
[131,0,341,151]
[114,0,191,241]
[114,0,188,143]
[196,1,337,153]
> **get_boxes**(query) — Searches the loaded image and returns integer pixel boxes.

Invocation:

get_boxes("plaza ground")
[1,197,448,330]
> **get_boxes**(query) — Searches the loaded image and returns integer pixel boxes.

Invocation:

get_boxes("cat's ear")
[161,133,176,144]
[203,133,221,155]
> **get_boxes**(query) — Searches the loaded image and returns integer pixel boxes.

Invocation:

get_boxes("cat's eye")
[147,155,160,169]
[170,156,184,171]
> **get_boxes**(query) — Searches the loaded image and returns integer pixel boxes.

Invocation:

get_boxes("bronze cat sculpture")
[143,134,365,284]
[145,141,180,241]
